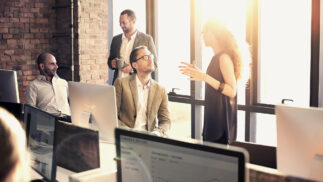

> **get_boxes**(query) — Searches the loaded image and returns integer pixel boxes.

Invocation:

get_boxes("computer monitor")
[24,104,57,182]
[55,120,100,172]
[0,69,20,103]
[0,101,23,121]
[276,104,323,181]
[68,81,118,143]
[115,128,248,182]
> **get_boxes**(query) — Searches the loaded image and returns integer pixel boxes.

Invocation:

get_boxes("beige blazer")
[114,75,170,136]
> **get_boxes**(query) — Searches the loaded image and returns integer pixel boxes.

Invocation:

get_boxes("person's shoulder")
[219,53,233,63]
[114,75,132,85]
[113,33,123,39]
[137,31,152,39]
[28,76,41,85]
[55,75,68,85]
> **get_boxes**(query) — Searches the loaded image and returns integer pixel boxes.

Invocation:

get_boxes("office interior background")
[0,0,323,147]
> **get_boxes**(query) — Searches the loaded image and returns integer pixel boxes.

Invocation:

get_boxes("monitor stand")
[309,154,323,181]
[81,112,98,130]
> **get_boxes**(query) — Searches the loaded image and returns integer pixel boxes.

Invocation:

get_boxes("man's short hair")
[129,46,148,73]
[36,52,54,71]
[120,9,136,21]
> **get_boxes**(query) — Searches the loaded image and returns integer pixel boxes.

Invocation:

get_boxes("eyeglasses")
[135,54,154,61]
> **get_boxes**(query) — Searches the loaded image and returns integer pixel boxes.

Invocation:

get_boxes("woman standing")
[180,18,250,144]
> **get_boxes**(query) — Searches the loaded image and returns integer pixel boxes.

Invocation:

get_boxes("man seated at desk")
[26,52,71,122]
[114,46,170,136]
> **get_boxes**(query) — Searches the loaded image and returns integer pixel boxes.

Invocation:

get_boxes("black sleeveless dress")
[203,52,237,144]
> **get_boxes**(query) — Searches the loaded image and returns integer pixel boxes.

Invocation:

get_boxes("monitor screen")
[115,128,248,182]
[55,120,100,172]
[68,81,118,143]
[276,105,323,181]
[0,101,23,122]
[0,69,20,103]
[24,104,57,181]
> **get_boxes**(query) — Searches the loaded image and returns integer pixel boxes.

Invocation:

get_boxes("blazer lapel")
[116,35,122,57]
[129,75,138,113]
[147,80,157,125]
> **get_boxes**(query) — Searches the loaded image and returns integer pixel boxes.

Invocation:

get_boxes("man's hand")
[111,59,117,68]
[120,63,133,73]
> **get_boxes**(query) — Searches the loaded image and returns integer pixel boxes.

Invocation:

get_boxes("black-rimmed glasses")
[135,54,154,61]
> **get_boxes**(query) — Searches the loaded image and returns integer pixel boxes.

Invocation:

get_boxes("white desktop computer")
[276,104,323,181]
[68,82,118,144]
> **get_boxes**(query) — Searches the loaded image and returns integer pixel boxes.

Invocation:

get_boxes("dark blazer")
[114,75,170,136]
[108,31,157,84]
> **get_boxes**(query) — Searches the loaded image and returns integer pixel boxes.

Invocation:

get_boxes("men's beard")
[43,67,55,77]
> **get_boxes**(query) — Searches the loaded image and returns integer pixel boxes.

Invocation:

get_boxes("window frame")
[144,0,320,142]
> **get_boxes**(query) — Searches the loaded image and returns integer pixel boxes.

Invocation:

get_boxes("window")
[257,0,311,106]
[110,0,318,146]
[112,0,146,35]
[157,0,191,96]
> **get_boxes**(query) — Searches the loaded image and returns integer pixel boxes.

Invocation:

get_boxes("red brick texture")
[0,0,109,102]
[74,0,109,84]
[0,0,56,103]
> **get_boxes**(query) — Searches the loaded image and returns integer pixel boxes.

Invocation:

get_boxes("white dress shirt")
[134,75,150,131]
[26,74,71,117]
[118,31,137,78]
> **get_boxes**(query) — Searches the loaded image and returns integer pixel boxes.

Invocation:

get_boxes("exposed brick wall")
[74,0,108,84]
[0,0,56,103]
[0,0,109,103]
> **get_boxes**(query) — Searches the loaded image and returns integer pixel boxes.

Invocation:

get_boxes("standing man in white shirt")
[114,46,170,136]
[26,52,71,122]
[108,9,157,84]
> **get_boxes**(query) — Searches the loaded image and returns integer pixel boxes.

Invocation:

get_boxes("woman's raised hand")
[179,61,207,81]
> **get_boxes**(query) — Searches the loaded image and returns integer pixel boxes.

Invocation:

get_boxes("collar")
[135,74,151,89]
[37,74,58,82]
[122,30,137,41]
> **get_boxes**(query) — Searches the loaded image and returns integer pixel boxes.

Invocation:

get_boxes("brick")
[1,56,11,61]
[0,28,8,33]
[20,18,29,23]
[35,34,44,39]
[7,39,17,45]
[23,13,33,18]
[26,75,36,80]
[4,50,14,55]
[30,28,39,33]
[23,81,30,86]
[9,28,19,34]
[9,18,19,22]
[35,3,45,8]
[0,18,9,22]
[14,49,25,55]
[23,70,32,76]
[24,33,33,39]
[38,18,48,23]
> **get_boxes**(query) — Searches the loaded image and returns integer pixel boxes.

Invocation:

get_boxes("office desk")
[31,142,117,182]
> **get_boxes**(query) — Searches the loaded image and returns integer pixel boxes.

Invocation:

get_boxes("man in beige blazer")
[114,46,170,136]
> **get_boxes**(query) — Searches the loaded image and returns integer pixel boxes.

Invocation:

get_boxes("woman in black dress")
[180,18,250,144]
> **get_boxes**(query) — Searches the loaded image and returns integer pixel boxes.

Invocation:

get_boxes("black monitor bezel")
[24,104,57,182]
[115,128,247,182]
[0,101,23,122]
